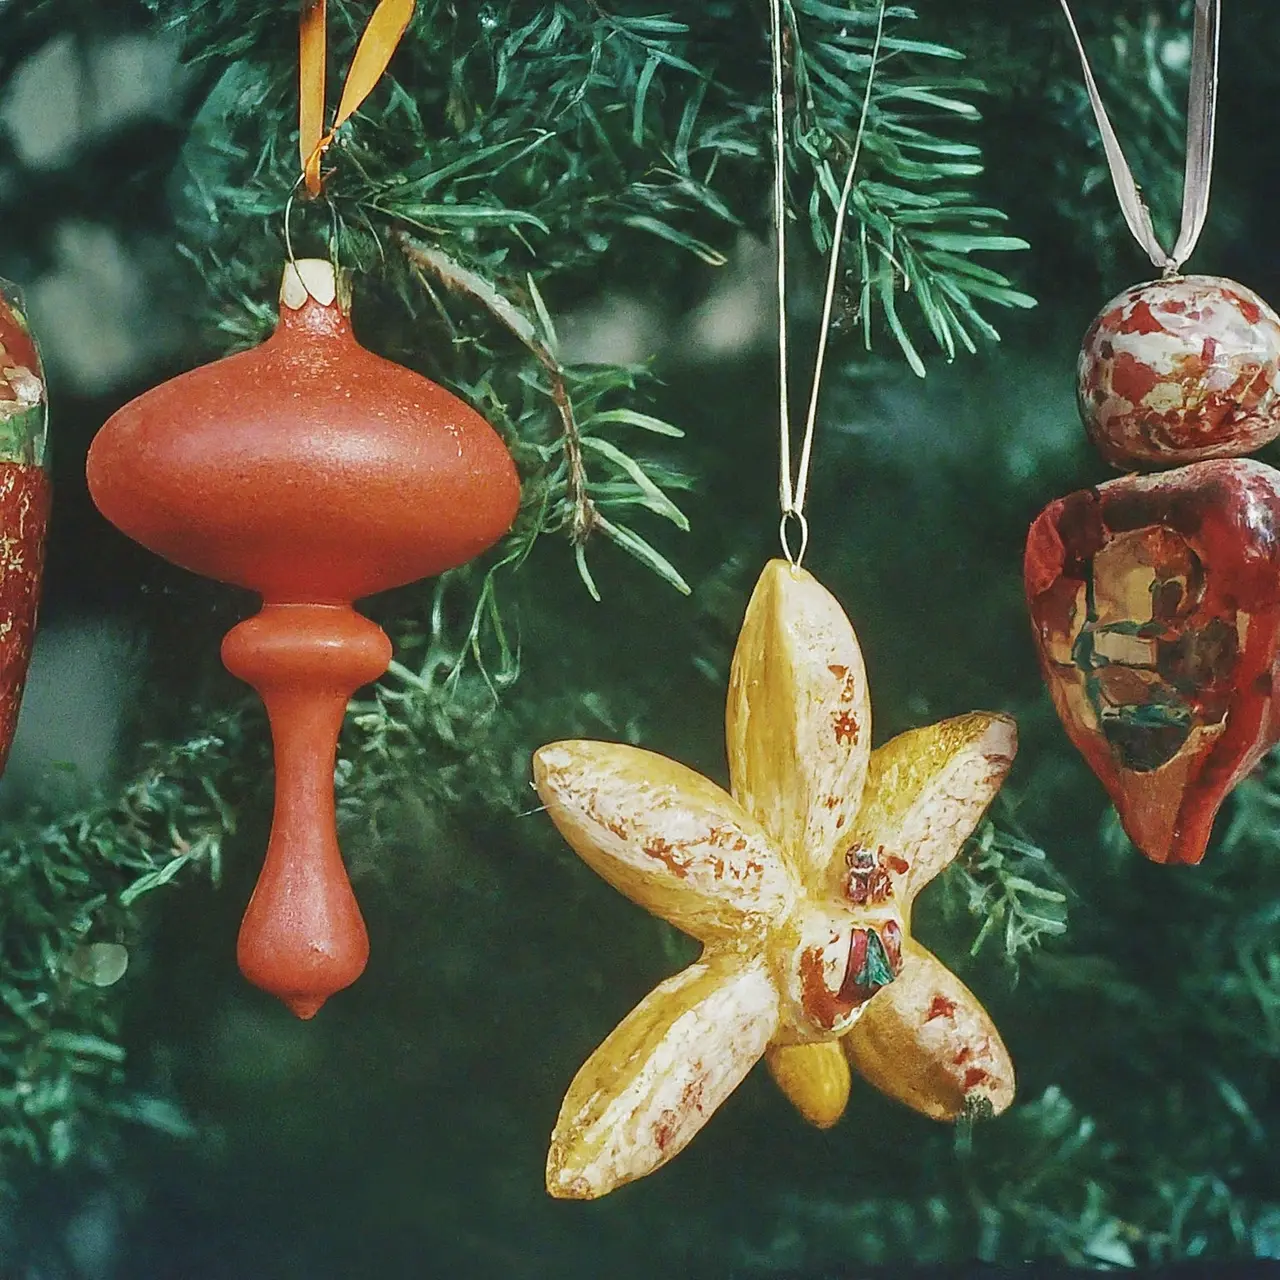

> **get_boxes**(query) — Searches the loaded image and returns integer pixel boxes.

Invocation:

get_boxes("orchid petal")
[546,950,779,1199]
[842,939,1015,1121]
[534,741,795,943]
[765,1040,851,1130]
[727,559,871,887]
[841,713,1017,907]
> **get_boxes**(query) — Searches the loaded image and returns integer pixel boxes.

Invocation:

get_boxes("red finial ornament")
[86,260,520,1015]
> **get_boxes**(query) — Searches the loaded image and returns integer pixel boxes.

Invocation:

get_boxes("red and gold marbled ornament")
[1025,457,1280,865]
[0,280,50,775]
[1078,275,1280,469]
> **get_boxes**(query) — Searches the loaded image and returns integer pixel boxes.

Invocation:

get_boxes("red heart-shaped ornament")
[1025,458,1280,865]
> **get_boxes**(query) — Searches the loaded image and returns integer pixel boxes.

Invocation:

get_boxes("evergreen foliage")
[1,713,241,1168]
[2,0,1280,1275]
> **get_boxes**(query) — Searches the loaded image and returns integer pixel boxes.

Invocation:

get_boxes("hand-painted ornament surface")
[87,260,520,1017]
[1025,457,1280,865]
[765,713,1017,1129]
[533,560,1016,1199]
[1079,275,1280,468]
[0,279,50,776]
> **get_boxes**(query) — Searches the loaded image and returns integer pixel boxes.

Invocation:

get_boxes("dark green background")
[3,2,1280,1276]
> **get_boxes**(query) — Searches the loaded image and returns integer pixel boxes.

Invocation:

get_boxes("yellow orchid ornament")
[533,560,1017,1200]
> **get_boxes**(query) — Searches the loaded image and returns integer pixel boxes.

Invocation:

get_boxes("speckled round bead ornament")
[1078,275,1280,468]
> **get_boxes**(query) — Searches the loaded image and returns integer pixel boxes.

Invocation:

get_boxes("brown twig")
[394,230,596,543]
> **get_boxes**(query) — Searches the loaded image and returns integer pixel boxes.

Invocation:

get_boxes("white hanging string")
[1057,0,1220,275]
[794,1,887,517]
[768,0,797,546]
[772,0,888,566]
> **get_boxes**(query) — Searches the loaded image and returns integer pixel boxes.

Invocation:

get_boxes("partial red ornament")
[0,278,51,775]
[1025,457,1280,865]
[1078,275,1280,468]
[86,260,521,1017]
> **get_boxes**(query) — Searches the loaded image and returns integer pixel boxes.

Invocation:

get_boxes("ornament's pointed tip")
[545,1147,599,1201]
[1112,792,1216,867]
[1134,831,1208,867]
[283,993,327,1020]
[237,905,370,1024]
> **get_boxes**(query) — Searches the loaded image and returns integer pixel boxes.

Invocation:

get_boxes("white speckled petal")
[533,741,795,944]
[842,713,1017,906]
[843,939,1014,1121]
[546,951,779,1200]
[727,559,871,889]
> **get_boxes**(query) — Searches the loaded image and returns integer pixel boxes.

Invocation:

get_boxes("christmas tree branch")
[393,229,691,598]
[955,812,1070,966]
[785,0,1036,371]
[395,230,597,546]
[0,709,253,1168]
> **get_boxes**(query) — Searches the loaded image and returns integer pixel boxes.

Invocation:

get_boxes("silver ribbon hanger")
[1058,0,1220,275]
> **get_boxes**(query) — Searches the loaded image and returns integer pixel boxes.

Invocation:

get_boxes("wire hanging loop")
[779,510,810,569]
[1057,0,1220,276]
[769,0,887,568]
[283,172,343,276]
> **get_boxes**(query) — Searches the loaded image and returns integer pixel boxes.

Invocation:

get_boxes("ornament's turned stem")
[222,603,391,1018]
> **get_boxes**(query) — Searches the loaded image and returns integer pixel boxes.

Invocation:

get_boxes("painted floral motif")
[0,282,47,467]
[1025,457,1280,865]
[1078,275,1280,468]
[533,559,1016,1199]
[0,281,49,774]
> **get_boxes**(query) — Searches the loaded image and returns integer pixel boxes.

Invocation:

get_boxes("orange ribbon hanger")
[299,0,416,196]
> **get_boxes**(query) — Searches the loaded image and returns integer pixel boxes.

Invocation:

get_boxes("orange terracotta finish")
[86,262,521,1017]
[223,604,391,1019]
[86,275,518,601]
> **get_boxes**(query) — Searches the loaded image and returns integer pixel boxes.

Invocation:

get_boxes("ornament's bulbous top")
[86,259,520,603]
[1078,275,1280,469]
